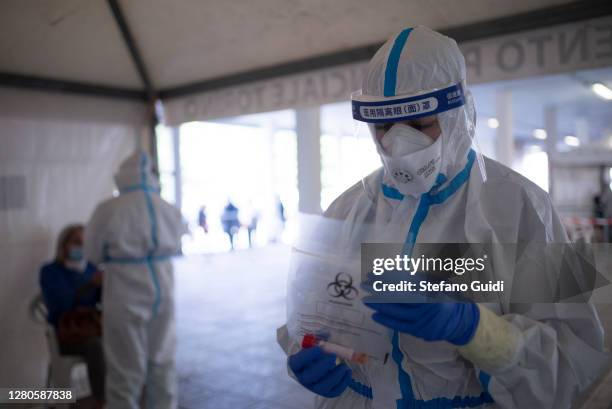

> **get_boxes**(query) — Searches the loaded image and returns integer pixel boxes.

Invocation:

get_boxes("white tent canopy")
[1,0,578,90]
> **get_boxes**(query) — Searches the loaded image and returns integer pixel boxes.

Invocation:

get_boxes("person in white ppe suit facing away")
[85,151,187,409]
[277,26,609,408]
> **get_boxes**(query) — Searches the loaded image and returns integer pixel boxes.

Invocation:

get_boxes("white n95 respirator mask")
[375,123,442,198]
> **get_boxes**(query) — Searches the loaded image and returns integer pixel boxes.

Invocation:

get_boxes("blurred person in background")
[600,186,612,241]
[85,152,186,409]
[271,195,287,243]
[244,201,260,248]
[198,205,209,234]
[278,196,286,228]
[247,210,259,248]
[39,224,104,409]
[221,200,240,250]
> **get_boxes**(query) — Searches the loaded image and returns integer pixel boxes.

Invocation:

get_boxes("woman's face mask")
[65,246,86,272]
[64,230,86,272]
[67,246,84,261]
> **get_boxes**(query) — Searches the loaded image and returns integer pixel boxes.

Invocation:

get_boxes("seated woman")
[39,224,104,408]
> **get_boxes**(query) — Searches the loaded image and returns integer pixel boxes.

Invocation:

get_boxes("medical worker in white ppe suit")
[85,152,186,409]
[278,26,609,409]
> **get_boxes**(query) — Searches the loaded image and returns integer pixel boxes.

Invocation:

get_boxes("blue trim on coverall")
[119,184,161,194]
[351,150,494,407]
[384,28,413,97]
[104,154,164,317]
[104,254,176,264]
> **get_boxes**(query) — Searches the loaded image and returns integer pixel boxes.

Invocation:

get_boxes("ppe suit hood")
[363,27,465,97]
[114,151,160,192]
[359,26,479,190]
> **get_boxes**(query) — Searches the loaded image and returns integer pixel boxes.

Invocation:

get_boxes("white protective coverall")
[85,152,186,409]
[277,26,609,409]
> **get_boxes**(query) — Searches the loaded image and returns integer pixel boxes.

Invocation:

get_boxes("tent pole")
[107,0,160,172]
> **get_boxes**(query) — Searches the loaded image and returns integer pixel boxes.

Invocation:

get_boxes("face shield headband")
[352,82,465,124]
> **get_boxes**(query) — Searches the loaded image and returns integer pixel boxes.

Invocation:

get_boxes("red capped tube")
[301,333,368,364]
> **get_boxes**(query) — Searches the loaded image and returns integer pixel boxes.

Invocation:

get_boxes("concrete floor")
[174,245,313,409]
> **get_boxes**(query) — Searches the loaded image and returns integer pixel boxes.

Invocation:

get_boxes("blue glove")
[288,346,352,398]
[365,302,480,345]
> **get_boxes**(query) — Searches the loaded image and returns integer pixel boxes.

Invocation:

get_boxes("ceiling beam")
[442,0,612,42]
[159,0,612,100]
[158,45,379,100]
[106,0,156,101]
[106,0,159,166]
[0,72,147,100]
[0,0,159,103]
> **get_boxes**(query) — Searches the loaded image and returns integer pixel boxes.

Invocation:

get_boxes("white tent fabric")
[0,0,574,89]
[0,87,146,387]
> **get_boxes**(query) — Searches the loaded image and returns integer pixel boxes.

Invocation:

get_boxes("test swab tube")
[301,334,368,364]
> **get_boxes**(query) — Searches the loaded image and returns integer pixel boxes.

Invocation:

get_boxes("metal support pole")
[171,127,182,210]
[544,105,558,197]
[495,90,514,168]
[296,107,322,214]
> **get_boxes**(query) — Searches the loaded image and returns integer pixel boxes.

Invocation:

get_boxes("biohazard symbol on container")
[327,272,358,300]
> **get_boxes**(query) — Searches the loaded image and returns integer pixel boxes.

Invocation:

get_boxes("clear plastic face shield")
[351,81,487,193]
